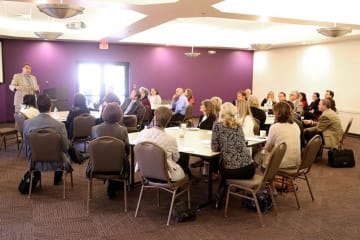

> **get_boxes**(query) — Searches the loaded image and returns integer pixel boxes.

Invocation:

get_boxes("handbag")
[18,171,41,194]
[328,148,355,168]
[244,189,273,213]
[68,145,87,164]
[172,200,196,222]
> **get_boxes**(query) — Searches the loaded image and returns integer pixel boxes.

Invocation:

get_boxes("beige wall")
[253,39,360,134]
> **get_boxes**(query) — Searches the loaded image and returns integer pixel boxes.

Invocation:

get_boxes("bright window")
[77,62,129,108]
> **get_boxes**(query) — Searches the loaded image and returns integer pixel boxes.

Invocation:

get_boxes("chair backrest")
[299,135,322,171]
[134,141,169,182]
[137,104,146,126]
[340,117,353,146]
[28,128,63,163]
[89,136,126,174]
[14,113,27,135]
[73,113,96,140]
[123,115,138,132]
[183,105,193,121]
[260,142,287,190]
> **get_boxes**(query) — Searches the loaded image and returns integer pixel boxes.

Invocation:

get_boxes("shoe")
[214,192,223,210]
[190,160,204,168]
[54,171,63,185]
[107,185,117,199]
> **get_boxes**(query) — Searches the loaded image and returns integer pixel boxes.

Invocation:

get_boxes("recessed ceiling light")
[208,50,216,54]
[66,21,86,30]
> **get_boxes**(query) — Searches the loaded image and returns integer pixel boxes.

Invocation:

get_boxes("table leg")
[197,157,214,209]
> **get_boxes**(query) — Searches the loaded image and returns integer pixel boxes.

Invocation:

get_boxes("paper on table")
[246,136,267,142]
[179,146,194,153]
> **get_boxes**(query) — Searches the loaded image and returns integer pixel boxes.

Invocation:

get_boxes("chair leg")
[157,189,160,207]
[304,174,315,201]
[70,172,74,188]
[135,185,145,218]
[124,181,128,212]
[252,191,265,227]
[87,179,92,215]
[187,184,191,209]
[268,185,278,215]
[224,186,231,217]
[28,171,33,199]
[63,172,66,199]
[17,142,24,158]
[290,178,301,210]
[167,190,177,226]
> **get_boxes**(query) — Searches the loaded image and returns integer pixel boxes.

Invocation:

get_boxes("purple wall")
[0,39,253,122]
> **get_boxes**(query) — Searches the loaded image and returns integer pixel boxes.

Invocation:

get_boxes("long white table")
[49,111,101,122]
[129,127,266,206]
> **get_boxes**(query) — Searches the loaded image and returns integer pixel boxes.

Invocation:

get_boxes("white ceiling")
[1,0,360,50]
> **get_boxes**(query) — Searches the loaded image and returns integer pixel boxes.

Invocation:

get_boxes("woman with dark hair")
[299,92,308,109]
[20,94,39,118]
[65,93,90,139]
[89,102,129,198]
[149,88,162,105]
[304,92,321,120]
[262,102,301,169]
[211,102,255,208]
[198,99,217,130]
[185,88,195,105]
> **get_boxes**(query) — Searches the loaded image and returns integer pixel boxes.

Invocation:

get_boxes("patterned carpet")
[0,129,359,240]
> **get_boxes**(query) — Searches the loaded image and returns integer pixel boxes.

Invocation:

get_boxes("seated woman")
[66,93,90,139]
[135,107,191,182]
[198,99,217,130]
[304,92,321,120]
[261,91,276,107]
[149,87,162,105]
[236,99,256,138]
[89,102,129,198]
[210,96,222,120]
[185,88,195,106]
[211,103,255,209]
[262,101,301,169]
[20,94,39,119]
[248,95,266,131]
[139,87,152,126]
[191,99,218,179]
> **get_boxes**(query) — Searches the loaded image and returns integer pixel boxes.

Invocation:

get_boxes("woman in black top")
[66,93,90,139]
[198,99,217,130]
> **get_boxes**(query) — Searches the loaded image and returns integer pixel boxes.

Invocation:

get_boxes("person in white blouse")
[236,99,256,138]
[135,106,187,182]
[20,94,39,119]
[149,88,162,105]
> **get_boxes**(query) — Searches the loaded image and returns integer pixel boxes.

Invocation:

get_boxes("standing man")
[9,64,40,113]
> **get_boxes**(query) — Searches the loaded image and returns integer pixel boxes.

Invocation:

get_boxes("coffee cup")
[260,130,266,137]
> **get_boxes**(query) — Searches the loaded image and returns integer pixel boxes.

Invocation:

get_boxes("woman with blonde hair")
[236,99,256,137]
[261,91,276,107]
[210,96,222,119]
[211,102,255,209]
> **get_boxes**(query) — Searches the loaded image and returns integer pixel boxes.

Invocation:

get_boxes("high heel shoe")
[214,192,223,210]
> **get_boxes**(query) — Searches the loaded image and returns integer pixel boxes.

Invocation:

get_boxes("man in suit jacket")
[303,98,343,148]
[23,94,71,185]
[9,64,40,113]
[121,89,145,126]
